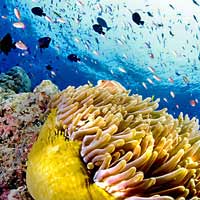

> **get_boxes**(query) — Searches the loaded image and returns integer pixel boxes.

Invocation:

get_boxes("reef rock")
[0,66,31,93]
[33,80,59,96]
[0,79,59,199]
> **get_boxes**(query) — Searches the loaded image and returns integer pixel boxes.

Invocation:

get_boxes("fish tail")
[102,31,105,35]
[12,42,16,49]
[106,27,111,31]
[42,13,46,17]
[140,21,144,25]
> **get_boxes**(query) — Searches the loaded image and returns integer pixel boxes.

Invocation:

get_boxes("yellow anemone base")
[26,110,113,200]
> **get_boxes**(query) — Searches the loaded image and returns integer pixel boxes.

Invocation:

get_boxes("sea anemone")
[26,80,200,200]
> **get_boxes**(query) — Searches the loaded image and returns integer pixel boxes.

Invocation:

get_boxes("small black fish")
[132,12,144,25]
[157,23,164,27]
[38,37,51,49]
[193,15,198,23]
[97,17,111,31]
[175,71,181,76]
[67,54,80,62]
[169,30,174,36]
[92,24,105,35]
[147,11,153,17]
[53,11,62,18]
[192,0,200,6]
[0,33,16,55]
[46,64,53,70]
[31,7,46,17]
[169,4,175,9]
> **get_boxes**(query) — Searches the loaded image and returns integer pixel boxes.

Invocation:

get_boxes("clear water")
[0,0,199,119]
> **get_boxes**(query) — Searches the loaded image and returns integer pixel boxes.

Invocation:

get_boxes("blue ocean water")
[0,0,199,119]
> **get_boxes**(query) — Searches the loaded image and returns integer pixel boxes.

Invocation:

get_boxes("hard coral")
[0,79,59,200]
[0,66,31,93]
[27,80,200,200]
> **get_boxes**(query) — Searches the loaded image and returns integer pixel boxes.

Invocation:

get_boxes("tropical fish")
[15,41,28,50]
[45,64,53,70]
[97,17,111,31]
[190,99,196,107]
[50,70,56,78]
[153,74,161,81]
[14,8,21,20]
[1,15,7,19]
[193,15,198,23]
[13,22,25,29]
[56,18,66,23]
[192,0,200,6]
[145,41,151,48]
[142,82,148,89]
[67,54,80,62]
[0,33,16,55]
[149,53,154,59]
[38,37,51,49]
[147,11,153,17]
[132,12,144,25]
[147,66,156,73]
[169,30,174,36]
[170,91,175,98]
[175,71,181,76]
[147,78,154,84]
[44,15,53,23]
[31,7,46,17]
[53,11,62,18]
[163,97,168,103]
[168,77,174,83]
[182,75,190,84]
[169,4,175,9]
[92,24,105,35]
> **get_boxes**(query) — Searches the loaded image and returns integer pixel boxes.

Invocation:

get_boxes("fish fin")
[140,21,144,25]
[102,31,105,35]
[106,27,111,31]
[12,42,16,49]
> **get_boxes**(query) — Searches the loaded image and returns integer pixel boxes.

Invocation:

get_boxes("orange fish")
[14,8,21,20]
[190,100,196,107]
[56,18,66,23]
[13,22,25,29]
[168,77,174,83]
[153,74,161,81]
[44,15,53,23]
[15,41,28,50]
[147,66,156,73]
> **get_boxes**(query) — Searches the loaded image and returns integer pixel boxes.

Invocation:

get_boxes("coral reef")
[0,78,59,199]
[27,80,200,200]
[0,66,31,93]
